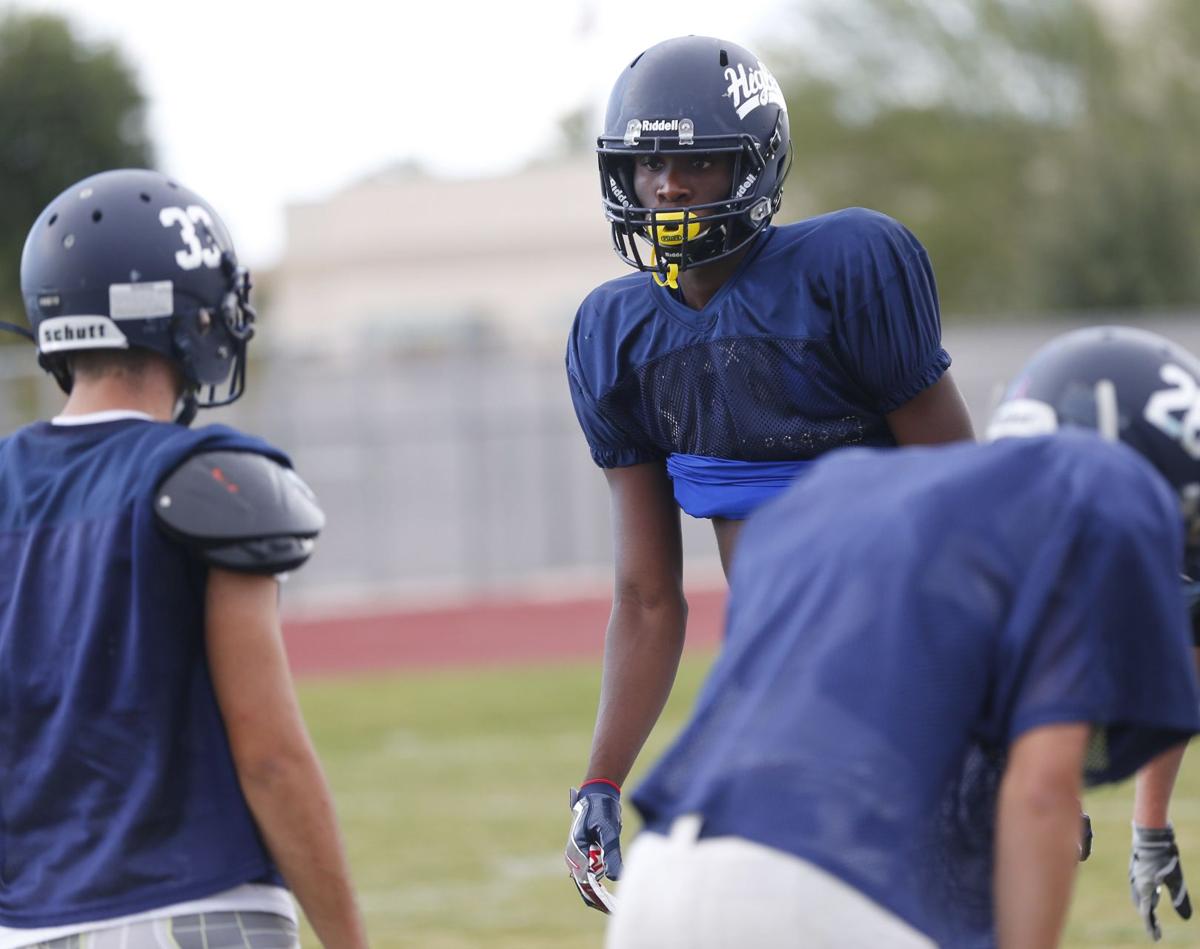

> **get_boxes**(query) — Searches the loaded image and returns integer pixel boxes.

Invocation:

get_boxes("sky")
[22,0,791,267]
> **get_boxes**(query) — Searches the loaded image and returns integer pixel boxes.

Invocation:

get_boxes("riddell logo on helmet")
[734,172,759,199]
[608,175,633,208]
[624,118,695,146]
[724,61,787,120]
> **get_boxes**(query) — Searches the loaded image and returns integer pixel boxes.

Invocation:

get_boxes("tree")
[1036,0,1200,309]
[768,0,1200,316]
[0,11,153,328]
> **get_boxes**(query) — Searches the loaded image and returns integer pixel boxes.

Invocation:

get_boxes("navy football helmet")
[17,169,255,425]
[988,326,1200,553]
[598,36,792,285]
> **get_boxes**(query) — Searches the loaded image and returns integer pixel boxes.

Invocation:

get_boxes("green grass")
[296,654,1200,947]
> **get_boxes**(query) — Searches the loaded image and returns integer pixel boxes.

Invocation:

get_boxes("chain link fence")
[4,310,1199,610]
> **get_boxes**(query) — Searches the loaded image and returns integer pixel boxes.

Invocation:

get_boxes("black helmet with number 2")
[17,169,255,426]
[987,325,1200,553]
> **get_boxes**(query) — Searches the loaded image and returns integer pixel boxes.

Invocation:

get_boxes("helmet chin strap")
[651,256,681,290]
[645,222,733,290]
[0,320,35,343]
[174,391,198,428]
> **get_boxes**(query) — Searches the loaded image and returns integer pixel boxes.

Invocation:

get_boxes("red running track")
[282,587,728,676]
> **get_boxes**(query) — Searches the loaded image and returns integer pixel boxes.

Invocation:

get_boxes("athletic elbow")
[1000,767,1080,825]
[231,736,315,792]
[613,580,687,619]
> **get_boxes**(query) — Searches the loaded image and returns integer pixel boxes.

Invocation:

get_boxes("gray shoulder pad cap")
[155,450,325,574]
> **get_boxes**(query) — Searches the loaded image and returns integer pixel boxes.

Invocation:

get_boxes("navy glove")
[1131,824,1193,941]
[565,779,622,913]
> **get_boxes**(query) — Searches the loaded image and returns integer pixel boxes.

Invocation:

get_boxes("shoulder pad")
[155,450,325,574]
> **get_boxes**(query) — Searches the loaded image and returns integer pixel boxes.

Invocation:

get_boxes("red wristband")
[580,777,622,794]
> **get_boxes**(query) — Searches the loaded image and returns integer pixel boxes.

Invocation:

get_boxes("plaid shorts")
[20,912,297,949]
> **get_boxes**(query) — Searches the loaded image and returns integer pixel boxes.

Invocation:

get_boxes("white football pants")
[606,816,936,949]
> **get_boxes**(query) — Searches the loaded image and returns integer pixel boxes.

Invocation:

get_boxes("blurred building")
[269,157,628,353]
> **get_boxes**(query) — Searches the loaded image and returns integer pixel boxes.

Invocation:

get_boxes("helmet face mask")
[19,169,256,424]
[597,36,792,283]
[988,325,1200,556]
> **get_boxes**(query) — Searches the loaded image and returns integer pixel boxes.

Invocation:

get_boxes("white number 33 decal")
[1145,364,1200,459]
[159,205,221,271]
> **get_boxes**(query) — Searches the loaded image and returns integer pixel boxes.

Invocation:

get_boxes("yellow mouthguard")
[650,210,701,247]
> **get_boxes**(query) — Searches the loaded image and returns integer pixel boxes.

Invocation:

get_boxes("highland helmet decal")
[724,60,787,120]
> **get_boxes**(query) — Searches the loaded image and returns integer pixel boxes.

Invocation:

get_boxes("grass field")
[297,653,1200,947]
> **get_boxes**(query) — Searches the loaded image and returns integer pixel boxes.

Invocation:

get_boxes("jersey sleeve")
[565,320,660,469]
[566,366,660,468]
[1001,468,1200,785]
[827,211,951,414]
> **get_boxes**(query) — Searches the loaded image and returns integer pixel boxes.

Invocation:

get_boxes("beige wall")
[271,158,630,352]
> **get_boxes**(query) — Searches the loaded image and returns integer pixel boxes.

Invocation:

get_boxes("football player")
[564,34,975,907]
[0,171,366,947]
[604,326,1200,948]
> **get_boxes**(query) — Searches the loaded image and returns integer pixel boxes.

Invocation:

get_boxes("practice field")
[294,653,1200,947]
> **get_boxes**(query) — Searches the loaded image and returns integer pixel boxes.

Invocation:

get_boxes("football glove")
[565,780,622,914]
[1080,811,1093,862]
[1130,824,1193,941]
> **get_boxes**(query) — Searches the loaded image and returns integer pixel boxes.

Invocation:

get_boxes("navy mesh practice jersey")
[566,208,951,518]
[0,417,289,925]
[631,433,1200,947]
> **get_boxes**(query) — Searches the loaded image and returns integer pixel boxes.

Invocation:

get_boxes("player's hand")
[565,780,622,913]
[1130,824,1193,941]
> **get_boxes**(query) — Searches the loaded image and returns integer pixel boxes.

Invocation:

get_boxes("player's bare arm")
[566,463,686,909]
[1132,645,1200,827]
[207,569,368,948]
[1128,645,1200,939]
[994,722,1090,949]
[586,462,688,787]
[885,370,975,445]
[1136,744,1188,829]
[711,517,744,578]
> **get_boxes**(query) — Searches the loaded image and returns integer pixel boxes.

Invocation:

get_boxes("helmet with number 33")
[988,325,1200,553]
[19,168,255,424]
